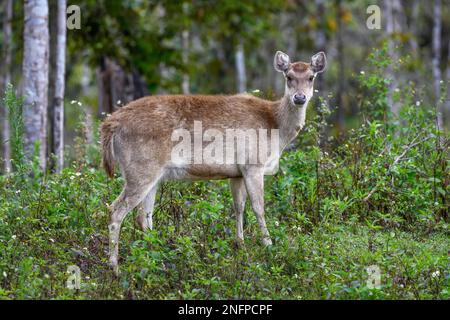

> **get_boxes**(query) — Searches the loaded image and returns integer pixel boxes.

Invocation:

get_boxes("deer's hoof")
[136,214,153,232]
[234,238,245,249]
[262,238,273,247]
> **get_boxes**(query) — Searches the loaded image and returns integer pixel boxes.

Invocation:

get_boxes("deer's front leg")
[241,167,272,246]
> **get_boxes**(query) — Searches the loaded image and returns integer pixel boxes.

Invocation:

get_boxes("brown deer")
[101,51,326,273]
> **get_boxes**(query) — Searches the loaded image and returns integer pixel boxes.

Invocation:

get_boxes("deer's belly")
[162,164,241,181]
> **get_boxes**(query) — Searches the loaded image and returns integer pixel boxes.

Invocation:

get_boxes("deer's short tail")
[101,121,117,178]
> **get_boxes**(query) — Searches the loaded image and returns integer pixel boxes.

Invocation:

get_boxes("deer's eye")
[286,75,293,82]
[309,75,315,82]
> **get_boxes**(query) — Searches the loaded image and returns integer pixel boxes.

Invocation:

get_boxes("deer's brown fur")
[101,94,278,178]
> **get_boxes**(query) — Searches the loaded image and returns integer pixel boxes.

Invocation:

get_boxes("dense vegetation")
[0,50,448,299]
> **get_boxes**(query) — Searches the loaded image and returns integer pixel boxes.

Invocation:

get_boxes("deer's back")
[105,94,278,140]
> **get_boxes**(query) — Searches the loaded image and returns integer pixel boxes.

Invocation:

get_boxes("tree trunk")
[131,69,149,99]
[314,0,326,93]
[81,64,94,146]
[409,0,420,55]
[50,0,67,173]
[432,0,443,131]
[335,0,345,131]
[235,41,246,93]
[96,57,115,117]
[445,39,450,126]
[1,0,13,173]
[23,0,50,170]
[97,57,148,118]
[96,60,109,117]
[181,2,190,94]
[274,12,293,94]
[384,0,400,116]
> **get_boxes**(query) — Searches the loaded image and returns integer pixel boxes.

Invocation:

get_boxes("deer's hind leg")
[108,170,162,274]
[136,184,158,231]
[230,178,247,245]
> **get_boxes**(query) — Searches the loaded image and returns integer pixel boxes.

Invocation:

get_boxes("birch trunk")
[181,2,190,94]
[181,29,190,94]
[23,0,50,170]
[445,40,450,126]
[335,0,345,130]
[409,0,420,55]
[1,0,12,173]
[432,0,443,131]
[50,0,67,173]
[235,41,247,93]
[384,0,400,116]
[314,0,326,94]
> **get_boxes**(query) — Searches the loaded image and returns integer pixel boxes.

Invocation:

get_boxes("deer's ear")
[274,51,291,73]
[311,52,327,73]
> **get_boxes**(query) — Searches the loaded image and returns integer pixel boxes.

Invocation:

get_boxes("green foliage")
[0,160,447,299]
[357,43,391,120]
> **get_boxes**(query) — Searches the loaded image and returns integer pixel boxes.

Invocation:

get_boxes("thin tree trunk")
[51,0,66,172]
[1,0,13,173]
[335,0,345,130]
[409,0,420,55]
[81,64,94,146]
[384,0,400,116]
[181,29,190,94]
[265,39,277,96]
[432,0,443,131]
[235,41,246,93]
[315,0,326,93]
[274,13,290,94]
[23,0,50,170]
[181,2,190,94]
[48,0,55,165]
[96,56,113,117]
[445,40,450,126]
[96,62,107,117]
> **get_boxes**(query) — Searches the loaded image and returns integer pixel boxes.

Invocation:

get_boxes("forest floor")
[0,164,448,299]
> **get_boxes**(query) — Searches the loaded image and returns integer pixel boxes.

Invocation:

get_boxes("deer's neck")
[274,96,308,151]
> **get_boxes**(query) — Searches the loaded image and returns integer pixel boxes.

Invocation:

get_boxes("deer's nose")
[293,93,306,105]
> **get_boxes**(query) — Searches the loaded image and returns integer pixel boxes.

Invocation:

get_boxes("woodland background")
[0,0,449,299]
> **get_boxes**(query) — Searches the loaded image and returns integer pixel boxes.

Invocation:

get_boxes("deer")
[101,51,326,274]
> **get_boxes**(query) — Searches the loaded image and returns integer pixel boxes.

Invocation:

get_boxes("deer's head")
[274,51,326,106]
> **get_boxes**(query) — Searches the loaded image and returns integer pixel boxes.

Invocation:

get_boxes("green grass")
[0,163,448,300]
